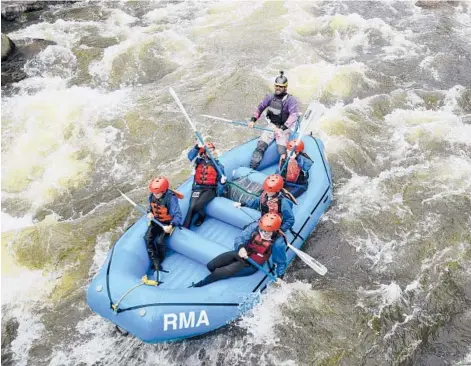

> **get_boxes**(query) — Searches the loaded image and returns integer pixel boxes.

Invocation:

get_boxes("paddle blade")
[169,87,196,131]
[301,101,327,127]
[287,243,327,276]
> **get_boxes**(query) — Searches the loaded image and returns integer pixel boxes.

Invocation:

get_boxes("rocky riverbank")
[1,1,76,86]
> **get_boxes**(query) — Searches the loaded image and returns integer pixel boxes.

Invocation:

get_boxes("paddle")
[278,230,327,276]
[169,87,226,180]
[200,114,273,132]
[279,101,326,176]
[245,257,278,282]
[118,189,173,233]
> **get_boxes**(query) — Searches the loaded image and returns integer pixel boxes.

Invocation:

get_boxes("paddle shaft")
[169,88,225,178]
[280,103,326,175]
[201,114,273,132]
[246,257,278,282]
[118,189,166,229]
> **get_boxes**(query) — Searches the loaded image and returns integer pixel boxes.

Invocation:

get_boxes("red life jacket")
[260,192,282,216]
[246,231,273,265]
[279,155,308,184]
[194,158,218,186]
[286,158,301,183]
[150,196,172,223]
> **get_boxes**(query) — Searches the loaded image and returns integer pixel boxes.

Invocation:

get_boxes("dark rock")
[458,89,471,113]
[78,35,119,49]
[1,315,19,366]
[415,1,461,9]
[1,1,46,21]
[1,38,56,86]
[1,1,78,21]
[1,33,15,60]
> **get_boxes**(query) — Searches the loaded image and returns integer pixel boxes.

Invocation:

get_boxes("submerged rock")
[1,38,56,86]
[1,33,15,61]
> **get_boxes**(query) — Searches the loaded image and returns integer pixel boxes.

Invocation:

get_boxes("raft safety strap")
[106,244,117,309]
[115,302,240,314]
[227,181,260,197]
[314,137,332,186]
[111,275,159,313]
[289,228,305,242]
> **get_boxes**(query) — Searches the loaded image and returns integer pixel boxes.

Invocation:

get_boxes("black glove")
[250,116,257,122]
[280,124,288,131]
[194,144,199,150]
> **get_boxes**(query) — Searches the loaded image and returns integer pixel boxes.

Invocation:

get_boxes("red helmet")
[263,174,284,193]
[199,142,216,154]
[258,213,282,232]
[286,139,304,153]
[148,177,169,194]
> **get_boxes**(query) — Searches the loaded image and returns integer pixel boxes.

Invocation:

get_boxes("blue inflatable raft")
[87,103,333,343]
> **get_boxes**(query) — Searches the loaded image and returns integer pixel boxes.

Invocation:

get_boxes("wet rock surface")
[1,33,15,60]
[1,37,56,86]
[1,1,77,22]
[1,315,19,366]
[1,1,77,86]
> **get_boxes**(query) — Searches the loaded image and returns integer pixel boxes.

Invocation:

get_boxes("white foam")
[239,281,321,346]
[24,45,77,79]
[357,282,403,312]
[2,85,131,211]
[1,264,57,365]
[404,280,420,293]
[9,19,101,48]
[1,212,34,232]
[8,307,46,366]
[284,5,421,62]
[48,315,175,366]
[262,62,376,103]
[1,268,55,305]
[455,350,471,366]
[419,55,440,80]
[88,232,112,277]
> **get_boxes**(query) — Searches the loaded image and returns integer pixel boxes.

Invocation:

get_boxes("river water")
[1,1,470,365]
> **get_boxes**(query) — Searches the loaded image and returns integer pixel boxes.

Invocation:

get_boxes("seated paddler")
[190,213,286,287]
[183,140,226,228]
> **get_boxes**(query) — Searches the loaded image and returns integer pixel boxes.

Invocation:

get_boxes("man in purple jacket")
[248,71,299,169]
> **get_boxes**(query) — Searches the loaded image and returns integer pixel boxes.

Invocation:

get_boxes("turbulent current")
[1,1,470,365]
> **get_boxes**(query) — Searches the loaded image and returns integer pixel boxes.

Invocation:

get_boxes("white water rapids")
[1,1,470,365]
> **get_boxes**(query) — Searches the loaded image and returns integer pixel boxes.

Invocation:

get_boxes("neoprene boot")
[151,257,161,272]
[250,141,268,169]
[194,214,206,227]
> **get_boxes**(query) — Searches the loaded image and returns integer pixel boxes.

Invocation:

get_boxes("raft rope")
[114,301,240,314]
[111,275,159,312]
